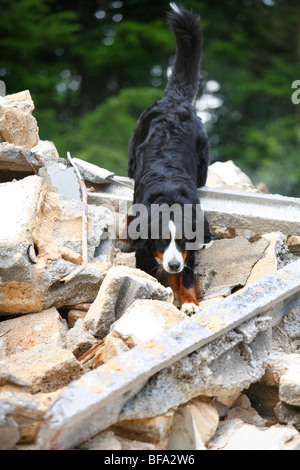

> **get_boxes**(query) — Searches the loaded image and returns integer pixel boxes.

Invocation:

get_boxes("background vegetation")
[1,0,299,195]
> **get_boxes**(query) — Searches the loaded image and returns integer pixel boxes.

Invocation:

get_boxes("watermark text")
[291,80,300,105]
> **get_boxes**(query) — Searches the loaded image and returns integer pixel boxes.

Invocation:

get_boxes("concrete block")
[0,142,65,174]
[0,175,113,315]
[120,316,272,421]
[0,90,39,149]
[0,372,32,394]
[277,402,300,430]
[167,396,219,450]
[67,309,87,328]
[262,351,300,387]
[94,300,187,367]
[94,336,130,368]
[280,366,300,407]
[226,394,266,426]
[0,307,69,357]
[199,186,300,236]
[72,158,115,184]
[111,299,188,343]
[208,418,300,450]
[206,160,256,191]
[246,232,294,285]
[112,410,175,449]
[66,318,98,358]
[195,236,269,298]
[0,408,19,450]
[282,306,300,342]
[31,139,60,159]
[0,345,83,394]
[114,251,136,269]
[86,168,300,236]
[84,266,174,338]
[0,391,47,444]
[39,160,81,200]
[0,175,45,314]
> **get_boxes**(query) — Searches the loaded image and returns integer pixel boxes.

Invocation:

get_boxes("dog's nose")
[168,260,181,271]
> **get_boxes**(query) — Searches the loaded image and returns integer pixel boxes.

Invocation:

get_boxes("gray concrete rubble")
[195,231,296,299]
[0,392,48,447]
[207,418,300,450]
[0,90,39,149]
[36,259,300,450]
[94,299,188,367]
[0,90,300,450]
[0,175,114,315]
[71,157,115,184]
[195,236,269,298]
[206,160,258,192]
[38,160,82,200]
[84,266,174,338]
[199,186,300,236]
[0,142,66,176]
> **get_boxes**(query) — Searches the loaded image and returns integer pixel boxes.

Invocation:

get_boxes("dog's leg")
[167,273,180,305]
[167,272,198,315]
[179,254,200,315]
[180,283,199,315]
[167,273,180,292]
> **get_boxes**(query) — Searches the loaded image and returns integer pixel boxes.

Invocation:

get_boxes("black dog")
[127,3,211,314]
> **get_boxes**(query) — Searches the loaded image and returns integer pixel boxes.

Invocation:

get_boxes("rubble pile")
[0,91,300,451]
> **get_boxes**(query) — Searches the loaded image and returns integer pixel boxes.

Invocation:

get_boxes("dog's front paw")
[181,302,200,316]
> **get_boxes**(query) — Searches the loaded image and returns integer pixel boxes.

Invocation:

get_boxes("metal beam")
[198,187,300,236]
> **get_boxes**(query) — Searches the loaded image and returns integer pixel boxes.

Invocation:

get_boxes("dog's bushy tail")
[164,3,202,103]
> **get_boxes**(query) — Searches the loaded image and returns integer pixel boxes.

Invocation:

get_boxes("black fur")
[127,4,211,290]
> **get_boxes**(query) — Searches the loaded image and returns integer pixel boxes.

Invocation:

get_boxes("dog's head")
[152,219,188,274]
[130,202,204,274]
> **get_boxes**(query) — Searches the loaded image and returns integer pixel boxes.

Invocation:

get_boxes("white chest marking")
[162,221,184,273]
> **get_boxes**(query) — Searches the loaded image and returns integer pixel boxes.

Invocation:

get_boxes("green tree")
[191,0,300,195]
[1,0,299,196]
[0,0,79,105]
[55,87,163,175]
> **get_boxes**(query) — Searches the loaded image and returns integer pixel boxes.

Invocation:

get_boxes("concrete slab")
[199,187,300,235]
[87,183,300,236]
[0,142,65,172]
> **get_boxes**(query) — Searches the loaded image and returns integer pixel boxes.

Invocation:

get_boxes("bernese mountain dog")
[127,3,212,315]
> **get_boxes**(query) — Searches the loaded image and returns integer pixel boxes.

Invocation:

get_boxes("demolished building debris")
[0,90,300,451]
